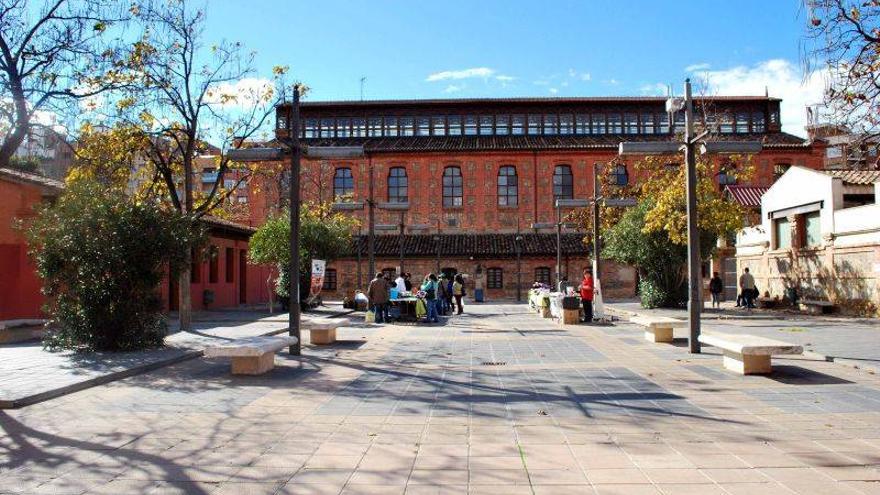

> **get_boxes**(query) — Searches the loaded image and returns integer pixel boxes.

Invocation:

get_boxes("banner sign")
[310,259,326,297]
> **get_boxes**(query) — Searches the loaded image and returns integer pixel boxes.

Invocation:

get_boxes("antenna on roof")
[765,86,769,97]
[360,77,366,101]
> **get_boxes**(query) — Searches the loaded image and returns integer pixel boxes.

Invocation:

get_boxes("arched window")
[535,267,551,285]
[388,167,408,203]
[553,165,574,200]
[611,164,628,186]
[487,268,503,289]
[333,167,354,199]
[442,166,463,207]
[497,166,518,206]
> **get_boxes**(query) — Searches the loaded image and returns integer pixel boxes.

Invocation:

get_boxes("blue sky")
[204,0,821,135]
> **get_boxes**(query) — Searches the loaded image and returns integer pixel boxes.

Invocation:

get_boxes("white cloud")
[495,75,515,83]
[580,72,592,81]
[443,84,463,94]
[685,63,711,72]
[426,67,495,82]
[688,59,827,136]
[639,83,668,96]
[549,88,559,95]
[206,77,275,108]
[605,78,620,85]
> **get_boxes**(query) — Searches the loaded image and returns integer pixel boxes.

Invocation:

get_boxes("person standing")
[452,274,465,315]
[445,275,454,315]
[739,267,756,309]
[395,271,406,294]
[438,274,450,315]
[579,269,594,323]
[404,273,413,292]
[421,273,439,323]
[367,272,389,323]
[709,272,723,309]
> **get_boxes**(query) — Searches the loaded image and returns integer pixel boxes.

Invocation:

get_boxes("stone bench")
[799,299,835,315]
[301,317,348,345]
[698,333,803,375]
[204,335,299,375]
[630,316,688,343]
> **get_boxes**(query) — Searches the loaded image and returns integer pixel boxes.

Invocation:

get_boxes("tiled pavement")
[2,303,880,494]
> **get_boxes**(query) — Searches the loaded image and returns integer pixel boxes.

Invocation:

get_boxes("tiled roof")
[302,132,810,153]
[347,233,589,258]
[822,169,880,185]
[724,185,769,208]
[202,215,256,236]
[0,167,64,193]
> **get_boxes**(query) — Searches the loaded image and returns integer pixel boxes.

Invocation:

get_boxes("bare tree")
[804,0,880,165]
[119,0,288,330]
[0,0,128,166]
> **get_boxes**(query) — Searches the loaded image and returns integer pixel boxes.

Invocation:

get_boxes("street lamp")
[228,90,364,356]
[554,198,591,288]
[515,234,523,302]
[619,78,761,354]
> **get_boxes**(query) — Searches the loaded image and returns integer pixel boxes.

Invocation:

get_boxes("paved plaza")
[2,303,880,494]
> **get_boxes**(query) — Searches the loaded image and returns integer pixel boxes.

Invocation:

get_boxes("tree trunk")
[178,247,192,331]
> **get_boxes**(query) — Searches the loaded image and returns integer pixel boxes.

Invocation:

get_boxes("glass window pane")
[641,113,654,134]
[543,114,558,135]
[559,115,573,135]
[479,115,493,135]
[384,117,398,137]
[464,115,478,135]
[775,217,791,249]
[496,115,509,135]
[528,115,541,135]
[448,116,462,136]
[368,118,382,136]
[624,113,638,134]
[608,114,622,134]
[320,118,334,138]
[575,114,589,134]
[511,115,525,135]
[432,116,446,136]
[736,112,750,133]
[417,117,430,136]
[400,117,414,136]
[592,114,606,134]
[805,212,821,247]
[752,112,765,133]
[353,118,366,137]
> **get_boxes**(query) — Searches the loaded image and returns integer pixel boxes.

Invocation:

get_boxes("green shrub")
[638,279,667,309]
[26,181,201,351]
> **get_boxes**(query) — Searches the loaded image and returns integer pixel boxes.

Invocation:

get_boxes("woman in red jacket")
[579,269,594,323]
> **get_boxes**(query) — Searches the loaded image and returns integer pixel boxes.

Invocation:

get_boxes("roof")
[821,169,880,185]
[0,167,64,194]
[202,215,256,237]
[347,233,589,258]
[724,185,769,208]
[289,95,782,108]
[301,132,810,153]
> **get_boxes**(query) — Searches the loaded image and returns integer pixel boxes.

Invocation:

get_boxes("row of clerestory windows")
[331,164,631,207]
[299,110,771,139]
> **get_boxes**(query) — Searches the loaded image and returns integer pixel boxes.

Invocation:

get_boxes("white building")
[736,166,880,312]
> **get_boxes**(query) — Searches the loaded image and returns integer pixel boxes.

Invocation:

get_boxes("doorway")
[239,249,247,304]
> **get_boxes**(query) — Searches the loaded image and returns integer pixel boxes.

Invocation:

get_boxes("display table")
[528,290,552,316]
[390,296,420,321]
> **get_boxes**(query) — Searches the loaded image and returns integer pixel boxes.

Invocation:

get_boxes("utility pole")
[683,79,702,354]
[368,156,375,278]
[593,162,601,283]
[288,88,302,356]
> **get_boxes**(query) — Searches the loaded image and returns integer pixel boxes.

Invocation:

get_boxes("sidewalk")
[0,303,352,409]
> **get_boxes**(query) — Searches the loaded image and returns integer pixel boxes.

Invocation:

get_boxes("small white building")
[736,166,880,313]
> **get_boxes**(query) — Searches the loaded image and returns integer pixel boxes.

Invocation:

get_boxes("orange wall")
[0,180,48,320]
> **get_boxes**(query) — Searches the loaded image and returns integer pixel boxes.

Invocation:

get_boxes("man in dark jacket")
[709,272,723,309]
[367,272,389,323]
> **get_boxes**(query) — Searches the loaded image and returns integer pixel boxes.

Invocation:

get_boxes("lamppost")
[228,89,363,356]
[619,78,761,353]
[515,234,523,302]
[555,199,591,287]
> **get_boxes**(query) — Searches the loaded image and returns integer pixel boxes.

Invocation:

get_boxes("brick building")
[251,96,826,301]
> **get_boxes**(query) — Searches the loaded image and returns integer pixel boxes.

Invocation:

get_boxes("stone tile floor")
[1,303,880,494]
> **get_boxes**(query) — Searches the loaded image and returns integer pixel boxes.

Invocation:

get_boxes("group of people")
[707,267,758,309]
[366,271,466,323]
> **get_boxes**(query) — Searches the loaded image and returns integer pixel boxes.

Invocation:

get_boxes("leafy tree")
[0,0,130,167]
[25,180,201,351]
[249,203,359,310]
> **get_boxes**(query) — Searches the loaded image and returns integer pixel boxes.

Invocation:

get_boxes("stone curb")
[607,306,880,375]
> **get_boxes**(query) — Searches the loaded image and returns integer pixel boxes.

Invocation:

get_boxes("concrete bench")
[204,335,298,375]
[630,316,688,343]
[301,317,348,345]
[698,333,803,375]
[799,300,835,315]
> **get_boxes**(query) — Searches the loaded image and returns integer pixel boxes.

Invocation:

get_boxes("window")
[487,268,503,289]
[575,114,589,134]
[337,118,351,138]
[497,166,518,206]
[432,116,446,136]
[543,114,558,135]
[353,118,366,137]
[448,116,462,136]
[496,115,510,135]
[304,118,318,138]
[535,266,551,285]
[719,113,734,134]
[442,166,463,207]
[400,117,415,136]
[320,118,334,138]
[624,113,638,134]
[333,167,354,199]
[752,112,765,133]
[388,167,408,203]
[368,117,382,136]
[209,246,219,284]
[416,117,430,136]
[611,164,628,186]
[553,165,574,200]
[736,112,750,133]
[511,114,525,135]
[804,211,821,248]
[384,117,399,137]
[591,114,606,134]
[528,115,541,135]
[774,163,791,179]
[323,268,337,290]
[226,247,234,283]
[608,114,623,133]
[774,217,791,249]
[464,115,478,135]
[658,113,670,133]
[641,113,655,134]
[479,115,494,135]
[717,166,736,185]
[559,114,573,134]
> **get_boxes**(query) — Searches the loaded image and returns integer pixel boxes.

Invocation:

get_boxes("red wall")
[0,179,48,320]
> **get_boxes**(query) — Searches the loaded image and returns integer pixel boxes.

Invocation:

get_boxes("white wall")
[760,166,837,248]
